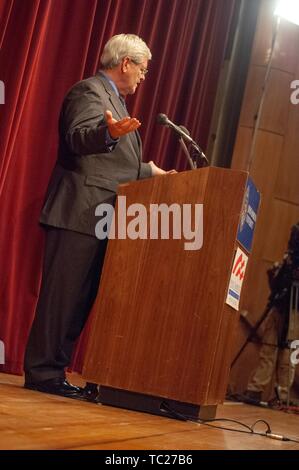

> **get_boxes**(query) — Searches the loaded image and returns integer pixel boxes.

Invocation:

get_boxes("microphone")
[176,125,195,170]
[157,113,195,144]
[157,113,209,165]
[179,126,209,168]
[178,125,190,137]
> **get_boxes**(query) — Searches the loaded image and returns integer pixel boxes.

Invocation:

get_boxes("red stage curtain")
[0,0,235,374]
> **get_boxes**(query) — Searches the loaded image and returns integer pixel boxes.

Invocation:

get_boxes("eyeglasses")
[129,58,148,76]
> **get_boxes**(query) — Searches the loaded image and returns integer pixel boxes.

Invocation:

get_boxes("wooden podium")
[83,167,248,419]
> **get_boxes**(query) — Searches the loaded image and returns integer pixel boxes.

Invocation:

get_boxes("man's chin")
[129,85,138,94]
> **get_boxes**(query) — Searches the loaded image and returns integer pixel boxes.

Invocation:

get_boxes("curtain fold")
[0,0,235,374]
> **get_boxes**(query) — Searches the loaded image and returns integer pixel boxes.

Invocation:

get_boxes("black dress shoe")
[24,378,85,400]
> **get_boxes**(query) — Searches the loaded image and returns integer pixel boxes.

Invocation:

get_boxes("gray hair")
[100,34,152,69]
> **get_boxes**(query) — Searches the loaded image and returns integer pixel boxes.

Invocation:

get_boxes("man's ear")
[121,57,130,73]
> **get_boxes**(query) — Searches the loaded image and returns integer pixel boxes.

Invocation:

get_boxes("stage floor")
[0,372,298,450]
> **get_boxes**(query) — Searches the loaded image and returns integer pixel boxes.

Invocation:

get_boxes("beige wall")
[229,0,299,396]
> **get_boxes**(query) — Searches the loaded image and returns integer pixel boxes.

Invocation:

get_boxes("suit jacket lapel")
[97,72,124,120]
[96,72,141,162]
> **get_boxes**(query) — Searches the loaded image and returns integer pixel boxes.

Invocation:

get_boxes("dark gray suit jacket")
[40,72,152,236]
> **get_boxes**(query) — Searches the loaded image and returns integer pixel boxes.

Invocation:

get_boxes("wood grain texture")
[83,168,247,407]
[275,92,299,204]
[239,67,291,135]
[229,0,299,396]
[1,373,298,450]
[251,1,299,73]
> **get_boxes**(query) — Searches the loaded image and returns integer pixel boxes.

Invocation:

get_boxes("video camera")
[288,221,299,268]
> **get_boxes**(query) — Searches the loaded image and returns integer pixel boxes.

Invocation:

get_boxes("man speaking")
[24,34,167,399]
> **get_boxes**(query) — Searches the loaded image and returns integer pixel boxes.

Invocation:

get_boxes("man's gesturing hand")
[105,110,141,139]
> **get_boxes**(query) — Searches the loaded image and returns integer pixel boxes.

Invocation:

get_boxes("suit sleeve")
[139,162,152,179]
[61,82,115,155]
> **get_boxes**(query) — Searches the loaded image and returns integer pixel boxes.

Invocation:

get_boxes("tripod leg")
[286,282,299,407]
[247,312,279,393]
[231,304,272,368]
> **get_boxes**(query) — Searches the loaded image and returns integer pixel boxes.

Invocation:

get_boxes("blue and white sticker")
[237,177,260,253]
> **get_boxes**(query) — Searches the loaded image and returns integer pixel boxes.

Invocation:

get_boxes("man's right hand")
[105,110,141,139]
[148,161,177,176]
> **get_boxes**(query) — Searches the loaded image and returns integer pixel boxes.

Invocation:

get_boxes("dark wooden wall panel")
[229,0,299,397]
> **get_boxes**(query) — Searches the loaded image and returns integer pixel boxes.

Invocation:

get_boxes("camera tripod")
[286,281,299,407]
[231,302,273,368]
[231,282,299,405]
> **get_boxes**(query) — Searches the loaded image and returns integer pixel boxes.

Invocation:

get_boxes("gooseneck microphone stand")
[178,136,196,170]
[157,113,209,169]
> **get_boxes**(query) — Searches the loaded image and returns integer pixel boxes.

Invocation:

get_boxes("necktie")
[119,95,129,115]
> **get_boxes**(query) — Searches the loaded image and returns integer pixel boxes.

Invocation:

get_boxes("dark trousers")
[24,227,107,383]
